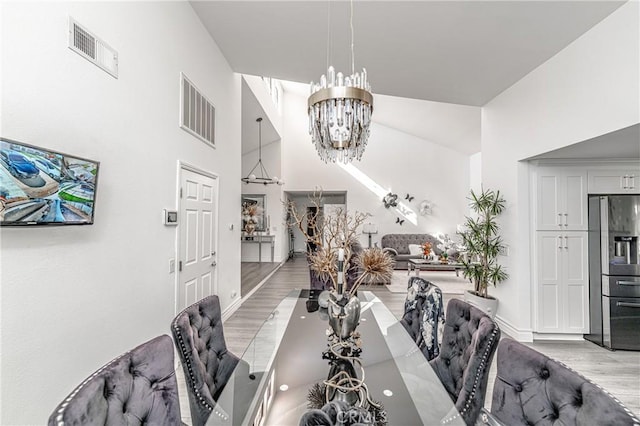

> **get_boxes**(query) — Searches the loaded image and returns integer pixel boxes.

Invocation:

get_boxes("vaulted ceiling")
[194,1,630,156]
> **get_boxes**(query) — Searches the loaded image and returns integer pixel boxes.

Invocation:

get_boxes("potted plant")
[459,188,508,318]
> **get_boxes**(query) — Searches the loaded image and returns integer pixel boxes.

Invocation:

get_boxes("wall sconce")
[382,193,398,208]
[419,200,433,216]
[362,222,378,248]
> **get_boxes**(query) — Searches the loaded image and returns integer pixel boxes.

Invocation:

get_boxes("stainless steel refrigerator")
[585,195,640,350]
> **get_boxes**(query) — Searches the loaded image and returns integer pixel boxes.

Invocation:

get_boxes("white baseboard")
[495,315,534,342]
[222,260,286,322]
[222,297,243,322]
[533,332,586,341]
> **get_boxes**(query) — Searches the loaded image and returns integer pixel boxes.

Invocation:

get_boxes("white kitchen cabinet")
[535,168,587,231]
[535,231,589,334]
[588,169,640,194]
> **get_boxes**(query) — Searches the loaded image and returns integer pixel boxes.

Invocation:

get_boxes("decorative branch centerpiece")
[288,193,393,425]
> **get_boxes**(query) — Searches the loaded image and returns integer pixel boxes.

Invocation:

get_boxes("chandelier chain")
[350,0,355,76]
[307,0,373,164]
[258,117,262,160]
[326,0,331,72]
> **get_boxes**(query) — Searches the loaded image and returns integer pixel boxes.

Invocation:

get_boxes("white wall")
[481,1,639,339]
[243,74,284,138]
[282,91,472,249]
[469,152,482,195]
[0,2,242,423]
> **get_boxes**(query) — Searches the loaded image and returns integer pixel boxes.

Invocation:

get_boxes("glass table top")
[206,289,463,426]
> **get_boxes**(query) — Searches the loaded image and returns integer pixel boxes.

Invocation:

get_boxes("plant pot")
[464,290,499,319]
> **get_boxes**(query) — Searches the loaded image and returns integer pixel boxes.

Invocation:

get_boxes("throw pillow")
[408,244,422,256]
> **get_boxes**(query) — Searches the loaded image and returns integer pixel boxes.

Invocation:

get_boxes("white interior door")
[178,167,218,310]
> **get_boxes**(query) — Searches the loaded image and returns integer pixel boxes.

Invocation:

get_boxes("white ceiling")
[203,1,633,158]
[192,1,624,106]
[527,124,640,160]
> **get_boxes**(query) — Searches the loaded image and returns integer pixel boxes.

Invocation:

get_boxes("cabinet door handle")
[558,236,563,249]
[563,213,568,227]
[564,236,568,249]
[630,175,635,189]
[623,175,629,189]
[557,213,562,227]
[617,301,640,308]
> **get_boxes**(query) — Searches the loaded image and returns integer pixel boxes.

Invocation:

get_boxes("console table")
[241,234,275,263]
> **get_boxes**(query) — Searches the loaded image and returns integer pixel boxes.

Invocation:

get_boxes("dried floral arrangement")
[287,191,393,290]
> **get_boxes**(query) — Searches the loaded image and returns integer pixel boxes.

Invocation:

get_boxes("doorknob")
[211,261,217,267]
[211,251,216,256]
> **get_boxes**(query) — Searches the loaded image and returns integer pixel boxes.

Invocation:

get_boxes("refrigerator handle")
[617,301,640,308]
[600,196,609,275]
[617,280,640,286]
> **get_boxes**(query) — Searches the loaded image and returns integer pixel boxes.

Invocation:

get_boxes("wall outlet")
[169,258,175,273]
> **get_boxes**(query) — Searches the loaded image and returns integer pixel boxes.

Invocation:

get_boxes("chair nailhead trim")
[554,356,640,425]
[442,326,499,424]
[172,306,215,413]
[53,347,136,425]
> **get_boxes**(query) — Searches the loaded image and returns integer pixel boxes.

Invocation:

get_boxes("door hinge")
[179,261,182,271]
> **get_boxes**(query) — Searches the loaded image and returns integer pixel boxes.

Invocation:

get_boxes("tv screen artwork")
[0,138,99,226]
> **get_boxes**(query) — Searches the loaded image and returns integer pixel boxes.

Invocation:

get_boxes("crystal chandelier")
[308,0,373,163]
[241,117,284,185]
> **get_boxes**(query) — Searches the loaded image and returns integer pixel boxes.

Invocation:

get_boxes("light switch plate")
[164,209,178,225]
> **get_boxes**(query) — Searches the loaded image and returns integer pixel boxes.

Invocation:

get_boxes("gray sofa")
[381,233,442,269]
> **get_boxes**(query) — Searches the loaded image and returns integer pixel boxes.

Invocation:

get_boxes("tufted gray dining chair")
[47,335,183,426]
[479,338,640,426]
[429,298,500,425]
[400,276,445,361]
[171,295,240,426]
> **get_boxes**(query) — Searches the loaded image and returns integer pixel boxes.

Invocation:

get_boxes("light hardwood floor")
[240,261,280,297]
[178,256,640,424]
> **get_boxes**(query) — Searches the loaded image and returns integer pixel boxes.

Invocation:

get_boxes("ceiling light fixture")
[308,0,373,163]
[241,117,283,185]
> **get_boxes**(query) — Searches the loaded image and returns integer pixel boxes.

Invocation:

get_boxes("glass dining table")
[206,289,464,426]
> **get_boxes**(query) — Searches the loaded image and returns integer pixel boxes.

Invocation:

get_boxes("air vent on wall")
[68,17,118,78]
[180,73,215,147]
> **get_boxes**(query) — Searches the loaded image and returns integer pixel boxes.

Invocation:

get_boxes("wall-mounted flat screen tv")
[0,137,99,226]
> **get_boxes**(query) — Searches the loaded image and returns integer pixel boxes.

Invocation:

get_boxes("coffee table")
[408,258,465,277]
[205,289,464,425]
